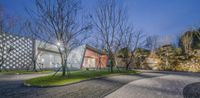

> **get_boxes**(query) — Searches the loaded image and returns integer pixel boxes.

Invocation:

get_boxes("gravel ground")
[0,72,164,98]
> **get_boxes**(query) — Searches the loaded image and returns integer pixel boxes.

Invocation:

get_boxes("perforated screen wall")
[0,33,34,70]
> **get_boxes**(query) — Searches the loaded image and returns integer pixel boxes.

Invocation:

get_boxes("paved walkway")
[105,71,200,98]
[0,72,164,98]
[0,71,200,98]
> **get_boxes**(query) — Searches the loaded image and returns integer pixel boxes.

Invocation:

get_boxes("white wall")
[35,40,86,70]
[37,51,61,69]
[67,45,86,70]
[35,40,62,69]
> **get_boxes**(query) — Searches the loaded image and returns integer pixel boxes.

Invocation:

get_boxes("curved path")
[0,71,200,98]
[105,71,200,98]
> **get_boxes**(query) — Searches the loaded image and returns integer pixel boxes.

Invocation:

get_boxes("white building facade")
[0,33,107,71]
[36,40,86,70]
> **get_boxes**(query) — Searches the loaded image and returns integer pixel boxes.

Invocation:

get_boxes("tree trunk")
[62,57,66,76]
[62,66,66,76]
[126,64,129,70]
[0,65,1,72]
[110,64,113,73]
[65,59,70,77]
[110,58,114,72]
[33,60,37,72]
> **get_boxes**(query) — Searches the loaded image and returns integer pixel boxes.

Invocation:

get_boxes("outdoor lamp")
[57,42,61,46]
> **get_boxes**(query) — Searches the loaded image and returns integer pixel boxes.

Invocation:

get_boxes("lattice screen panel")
[0,33,34,70]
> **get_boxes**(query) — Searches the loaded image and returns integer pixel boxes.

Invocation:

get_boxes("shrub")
[158,65,174,71]
[174,65,190,72]
[175,48,183,56]
[156,44,177,70]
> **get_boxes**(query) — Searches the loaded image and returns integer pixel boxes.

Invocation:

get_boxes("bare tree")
[145,35,159,52]
[0,6,24,71]
[29,0,90,76]
[0,6,5,32]
[178,27,200,56]
[179,31,193,55]
[91,0,131,72]
[120,30,144,70]
[0,6,14,33]
[22,21,50,72]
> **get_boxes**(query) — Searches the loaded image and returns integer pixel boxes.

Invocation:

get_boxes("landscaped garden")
[24,69,139,87]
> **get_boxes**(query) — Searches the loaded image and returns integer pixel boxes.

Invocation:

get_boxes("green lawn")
[0,70,53,75]
[24,70,139,87]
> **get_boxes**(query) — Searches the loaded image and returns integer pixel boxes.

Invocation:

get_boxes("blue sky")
[1,0,200,37]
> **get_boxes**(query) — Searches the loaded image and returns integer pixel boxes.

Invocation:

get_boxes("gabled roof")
[85,44,106,55]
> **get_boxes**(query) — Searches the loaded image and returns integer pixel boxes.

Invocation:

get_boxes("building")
[82,45,108,69]
[35,40,62,69]
[0,33,34,70]
[36,41,108,70]
[0,33,108,70]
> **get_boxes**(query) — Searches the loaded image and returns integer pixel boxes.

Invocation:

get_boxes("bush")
[175,48,183,56]
[174,65,190,72]
[156,44,177,67]
[158,65,174,71]
[188,64,200,72]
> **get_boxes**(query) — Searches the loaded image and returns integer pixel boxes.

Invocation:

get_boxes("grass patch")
[25,70,139,87]
[0,70,53,75]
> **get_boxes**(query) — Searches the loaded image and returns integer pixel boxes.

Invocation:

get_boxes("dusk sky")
[1,0,200,38]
